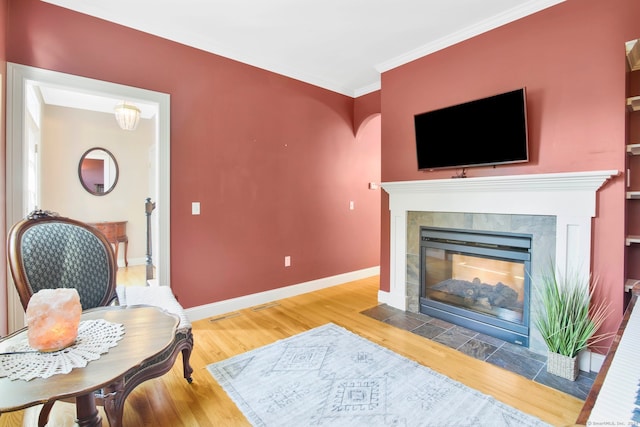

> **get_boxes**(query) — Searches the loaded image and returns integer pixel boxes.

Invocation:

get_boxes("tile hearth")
[361,304,595,400]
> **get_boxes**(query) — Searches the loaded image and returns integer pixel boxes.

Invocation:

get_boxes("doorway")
[5,63,171,332]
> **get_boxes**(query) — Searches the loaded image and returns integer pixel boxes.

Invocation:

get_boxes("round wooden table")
[0,305,178,427]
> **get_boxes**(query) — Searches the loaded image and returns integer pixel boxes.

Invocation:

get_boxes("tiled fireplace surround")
[380,170,618,371]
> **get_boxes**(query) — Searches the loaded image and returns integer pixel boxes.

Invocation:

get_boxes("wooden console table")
[89,221,128,266]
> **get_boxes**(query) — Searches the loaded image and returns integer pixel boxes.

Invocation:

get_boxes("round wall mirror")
[78,147,119,196]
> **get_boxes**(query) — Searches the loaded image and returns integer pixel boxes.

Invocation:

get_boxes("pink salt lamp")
[26,288,82,352]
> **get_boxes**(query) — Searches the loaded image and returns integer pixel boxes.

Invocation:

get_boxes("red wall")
[8,0,636,346]
[380,0,640,341]
[354,91,381,133]
[5,0,381,308]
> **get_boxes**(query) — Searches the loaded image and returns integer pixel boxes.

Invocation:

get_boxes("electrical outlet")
[349,201,355,210]
[284,256,291,267]
[192,202,200,215]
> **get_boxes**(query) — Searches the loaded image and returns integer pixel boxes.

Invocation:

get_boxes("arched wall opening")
[355,113,382,266]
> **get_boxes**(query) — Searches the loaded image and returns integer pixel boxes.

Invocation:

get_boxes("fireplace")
[380,170,618,360]
[419,226,531,346]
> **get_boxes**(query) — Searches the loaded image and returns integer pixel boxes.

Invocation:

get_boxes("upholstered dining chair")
[7,210,118,311]
[7,210,193,427]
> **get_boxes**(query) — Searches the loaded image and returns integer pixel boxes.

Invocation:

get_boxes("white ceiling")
[37,84,157,119]
[41,0,565,98]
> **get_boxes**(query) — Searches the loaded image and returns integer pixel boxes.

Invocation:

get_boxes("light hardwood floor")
[1,274,584,426]
[116,265,148,287]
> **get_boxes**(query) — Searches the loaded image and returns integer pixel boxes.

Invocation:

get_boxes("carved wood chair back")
[7,210,118,311]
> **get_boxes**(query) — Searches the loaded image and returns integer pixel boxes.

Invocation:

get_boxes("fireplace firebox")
[419,226,532,347]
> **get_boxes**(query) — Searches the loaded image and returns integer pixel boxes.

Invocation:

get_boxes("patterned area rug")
[207,323,550,427]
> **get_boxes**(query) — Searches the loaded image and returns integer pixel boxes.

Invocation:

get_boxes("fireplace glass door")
[420,227,531,346]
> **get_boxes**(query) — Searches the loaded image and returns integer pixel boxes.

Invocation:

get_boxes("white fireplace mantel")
[379,170,619,309]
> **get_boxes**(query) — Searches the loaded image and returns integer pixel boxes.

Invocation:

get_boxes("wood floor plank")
[2,274,583,426]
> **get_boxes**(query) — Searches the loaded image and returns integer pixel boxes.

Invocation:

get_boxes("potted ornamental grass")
[534,265,612,381]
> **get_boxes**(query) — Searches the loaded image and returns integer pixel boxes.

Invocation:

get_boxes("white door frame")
[5,63,171,332]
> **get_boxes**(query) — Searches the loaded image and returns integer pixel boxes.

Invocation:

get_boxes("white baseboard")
[116,257,146,268]
[185,266,380,322]
[581,350,605,373]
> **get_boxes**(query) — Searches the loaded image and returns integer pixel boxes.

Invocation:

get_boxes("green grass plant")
[534,266,612,358]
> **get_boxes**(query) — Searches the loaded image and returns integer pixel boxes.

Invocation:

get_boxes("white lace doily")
[0,319,125,381]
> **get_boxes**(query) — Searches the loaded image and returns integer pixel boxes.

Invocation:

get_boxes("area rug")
[207,323,550,426]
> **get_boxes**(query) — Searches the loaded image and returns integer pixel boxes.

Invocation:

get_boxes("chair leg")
[38,401,55,427]
[182,346,194,383]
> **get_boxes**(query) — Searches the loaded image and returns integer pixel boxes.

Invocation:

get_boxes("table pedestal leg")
[75,393,101,427]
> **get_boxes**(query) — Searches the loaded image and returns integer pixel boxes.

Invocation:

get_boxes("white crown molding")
[42,0,566,99]
[376,0,566,73]
[354,81,382,98]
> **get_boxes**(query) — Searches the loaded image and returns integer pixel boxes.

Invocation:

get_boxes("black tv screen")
[414,88,528,171]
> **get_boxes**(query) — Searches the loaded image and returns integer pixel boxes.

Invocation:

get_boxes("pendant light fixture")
[114,101,141,131]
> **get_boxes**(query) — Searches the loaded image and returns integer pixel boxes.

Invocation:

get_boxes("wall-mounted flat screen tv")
[414,88,528,171]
